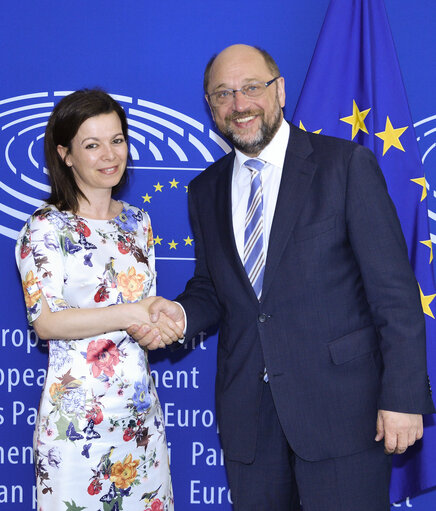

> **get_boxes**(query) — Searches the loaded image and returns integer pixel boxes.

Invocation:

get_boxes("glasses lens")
[242,83,265,97]
[212,90,230,106]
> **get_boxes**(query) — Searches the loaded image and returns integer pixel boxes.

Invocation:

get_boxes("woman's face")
[58,111,128,198]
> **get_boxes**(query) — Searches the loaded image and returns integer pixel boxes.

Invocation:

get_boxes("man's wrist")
[173,301,187,342]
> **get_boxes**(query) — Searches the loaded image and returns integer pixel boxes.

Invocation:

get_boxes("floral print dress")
[15,202,174,511]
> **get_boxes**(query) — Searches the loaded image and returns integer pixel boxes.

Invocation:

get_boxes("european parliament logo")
[415,113,436,247]
[0,91,230,261]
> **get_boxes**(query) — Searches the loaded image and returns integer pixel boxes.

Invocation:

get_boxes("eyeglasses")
[207,76,281,107]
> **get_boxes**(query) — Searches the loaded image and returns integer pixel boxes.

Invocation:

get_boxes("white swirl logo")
[415,114,436,243]
[0,91,230,240]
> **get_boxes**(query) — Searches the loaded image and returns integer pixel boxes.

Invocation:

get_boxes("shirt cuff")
[173,301,187,343]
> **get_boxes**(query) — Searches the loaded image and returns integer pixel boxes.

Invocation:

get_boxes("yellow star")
[154,235,162,245]
[375,116,408,156]
[419,284,436,319]
[184,185,189,193]
[142,193,152,203]
[154,182,164,192]
[420,239,433,264]
[168,240,178,249]
[184,236,193,246]
[169,178,179,189]
[410,177,427,202]
[340,100,371,140]
[299,120,322,134]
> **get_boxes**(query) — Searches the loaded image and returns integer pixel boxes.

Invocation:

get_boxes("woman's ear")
[57,145,71,166]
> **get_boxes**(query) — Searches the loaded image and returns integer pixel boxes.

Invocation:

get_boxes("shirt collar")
[234,119,290,175]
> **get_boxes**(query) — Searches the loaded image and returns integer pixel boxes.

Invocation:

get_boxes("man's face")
[206,45,285,157]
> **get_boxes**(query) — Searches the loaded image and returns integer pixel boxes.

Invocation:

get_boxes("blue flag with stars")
[292,0,436,503]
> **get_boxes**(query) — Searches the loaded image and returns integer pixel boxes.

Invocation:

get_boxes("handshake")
[127,297,185,350]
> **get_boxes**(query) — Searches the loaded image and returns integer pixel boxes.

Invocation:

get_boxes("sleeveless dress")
[15,202,174,511]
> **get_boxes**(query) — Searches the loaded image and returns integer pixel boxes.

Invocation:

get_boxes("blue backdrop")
[0,1,435,509]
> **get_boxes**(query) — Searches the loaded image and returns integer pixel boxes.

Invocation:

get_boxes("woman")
[15,89,179,511]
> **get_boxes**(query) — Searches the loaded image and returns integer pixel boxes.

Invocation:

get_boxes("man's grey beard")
[220,102,282,155]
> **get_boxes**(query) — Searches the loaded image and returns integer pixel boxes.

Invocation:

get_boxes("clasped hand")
[128,297,185,350]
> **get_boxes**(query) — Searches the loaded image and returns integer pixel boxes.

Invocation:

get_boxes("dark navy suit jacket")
[177,123,434,463]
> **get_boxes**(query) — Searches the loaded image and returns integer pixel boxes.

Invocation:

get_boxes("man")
[129,44,434,510]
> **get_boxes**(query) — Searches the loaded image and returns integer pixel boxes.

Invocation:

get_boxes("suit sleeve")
[176,186,222,340]
[345,144,434,414]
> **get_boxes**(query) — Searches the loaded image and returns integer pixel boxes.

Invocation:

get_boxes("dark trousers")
[225,383,392,511]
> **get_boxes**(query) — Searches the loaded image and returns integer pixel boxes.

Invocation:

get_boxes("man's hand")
[375,409,423,454]
[127,297,185,350]
[148,296,186,327]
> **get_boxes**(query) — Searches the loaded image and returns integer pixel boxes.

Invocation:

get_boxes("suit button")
[258,313,267,323]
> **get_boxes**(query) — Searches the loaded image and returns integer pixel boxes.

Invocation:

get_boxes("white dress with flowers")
[15,202,174,511]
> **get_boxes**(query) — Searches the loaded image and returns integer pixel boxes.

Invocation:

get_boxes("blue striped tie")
[244,158,266,300]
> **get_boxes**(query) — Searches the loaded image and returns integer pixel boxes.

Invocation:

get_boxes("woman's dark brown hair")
[44,88,129,213]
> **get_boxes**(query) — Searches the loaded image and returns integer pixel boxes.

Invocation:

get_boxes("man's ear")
[277,76,286,109]
[205,95,216,123]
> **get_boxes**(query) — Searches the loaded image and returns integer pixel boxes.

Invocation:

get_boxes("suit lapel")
[261,125,318,301]
[215,152,262,301]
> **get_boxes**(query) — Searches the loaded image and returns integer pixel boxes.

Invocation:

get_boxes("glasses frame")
[207,76,281,107]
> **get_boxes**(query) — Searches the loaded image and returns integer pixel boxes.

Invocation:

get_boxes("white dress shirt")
[232,119,290,262]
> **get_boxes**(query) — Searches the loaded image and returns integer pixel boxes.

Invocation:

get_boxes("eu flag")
[292,0,436,503]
